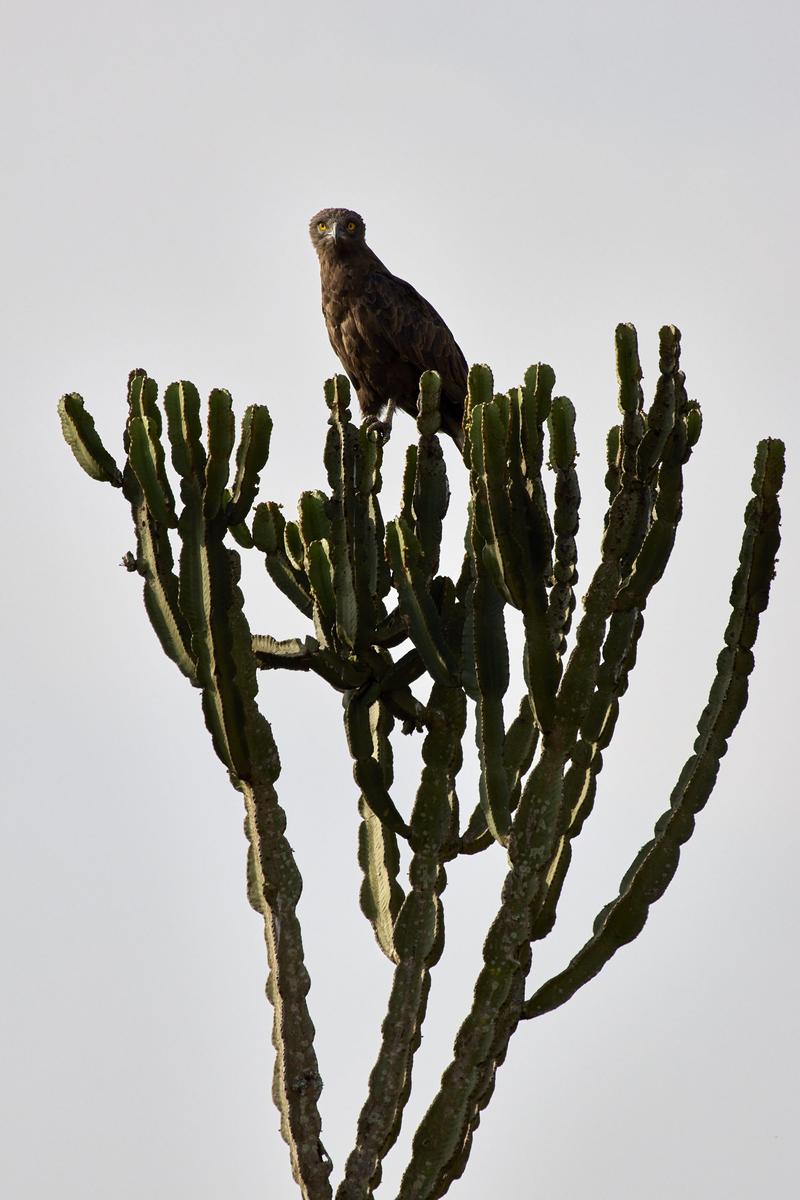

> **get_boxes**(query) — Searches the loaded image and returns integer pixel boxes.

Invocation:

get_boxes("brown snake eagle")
[309,207,467,449]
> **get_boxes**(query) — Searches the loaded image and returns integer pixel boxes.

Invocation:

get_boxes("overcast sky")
[2,2,798,1197]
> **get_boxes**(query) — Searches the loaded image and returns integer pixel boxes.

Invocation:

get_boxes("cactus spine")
[60,325,784,1199]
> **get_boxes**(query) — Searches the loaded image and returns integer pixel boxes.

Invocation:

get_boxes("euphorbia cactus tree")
[59,324,784,1199]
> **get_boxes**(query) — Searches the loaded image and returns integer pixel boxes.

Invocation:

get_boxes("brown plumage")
[309,207,467,449]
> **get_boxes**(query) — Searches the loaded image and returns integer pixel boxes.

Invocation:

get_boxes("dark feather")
[309,208,467,447]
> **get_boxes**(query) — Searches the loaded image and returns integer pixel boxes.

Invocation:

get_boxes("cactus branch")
[523,437,785,1019]
[339,683,465,1200]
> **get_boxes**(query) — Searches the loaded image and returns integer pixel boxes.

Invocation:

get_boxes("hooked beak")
[330,221,341,244]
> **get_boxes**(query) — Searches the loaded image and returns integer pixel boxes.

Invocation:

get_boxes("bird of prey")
[309,207,467,449]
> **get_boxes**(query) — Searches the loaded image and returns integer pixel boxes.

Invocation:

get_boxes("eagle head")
[309,208,366,257]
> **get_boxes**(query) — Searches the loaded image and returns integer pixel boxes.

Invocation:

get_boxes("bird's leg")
[365,398,397,443]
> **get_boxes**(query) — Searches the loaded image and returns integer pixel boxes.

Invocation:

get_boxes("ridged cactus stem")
[244,781,333,1199]
[531,608,644,943]
[62,374,330,1196]
[356,701,405,959]
[547,395,580,653]
[523,437,785,1019]
[398,333,701,1196]
[432,946,531,1196]
[535,381,696,937]
[398,747,564,1199]
[336,935,434,1200]
[340,683,464,1200]
[614,322,646,482]
[126,475,197,681]
[551,331,682,745]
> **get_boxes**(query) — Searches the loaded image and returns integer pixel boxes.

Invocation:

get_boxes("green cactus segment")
[557,328,680,745]
[468,375,559,732]
[321,373,388,650]
[126,369,159,425]
[168,391,327,1189]
[416,369,443,439]
[686,401,702,447]
[451,797,492,857]
[160,386,273,776]
[479,400,525,602]
[284,520,305,570]
[322,371,352,437]
[406,682,465,865]
[125,372,177,526]
[345,694,410,836]
[60,378,332,1196]
[353,422,389,613]
[338,964,433,1200]
[519,364,555,501]
[636,325,679,479]
[299,490,331,548]
[400,444,418,529]
[331,529,359,649]
[326,414,360,648]
[164,380,206,481]
[340,683,464,1200]
[524,438,785,1020]
[523,361,554,420]
[616,349,695,609]
[243,777,333,1195]
[386,519,457,685]
[413,377,450,579]
[468,575,512,844]
[613,323,646,495]
[539,354,698,942]
[362,429,391,605]
[614,323,645,415]
[398,748,564,1200]
[132,379,328,1190]
[128,416,177,528]
[58,393,123,485]
[127,479,197,682]
[617,415,686,610]
[359,799,404,961]
[180,529,243,772]
[356,702,404,961]
[432,946,532,1199]
[234,623,330,1188]
[253,633,369,693]
[520,605,558,735]
[503,694,538,812]
[605,424,622,502]
[306,539,337,643]
[203,388,235,519]
[172,391,327,1190]
[227,515,254,549]
[547,395,580,652]
[227,404,272,525]
[112,374,195,681]
[252,502,313,617]
[252,634,317,661]
[547,393,576,469]
[533,609,642,942]
[462,363,494,467]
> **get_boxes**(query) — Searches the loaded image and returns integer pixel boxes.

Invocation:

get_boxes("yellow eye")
[346,221,357,232]
[317,221,328,232]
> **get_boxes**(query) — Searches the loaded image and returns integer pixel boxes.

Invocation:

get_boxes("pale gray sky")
[2,2,797,1197]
